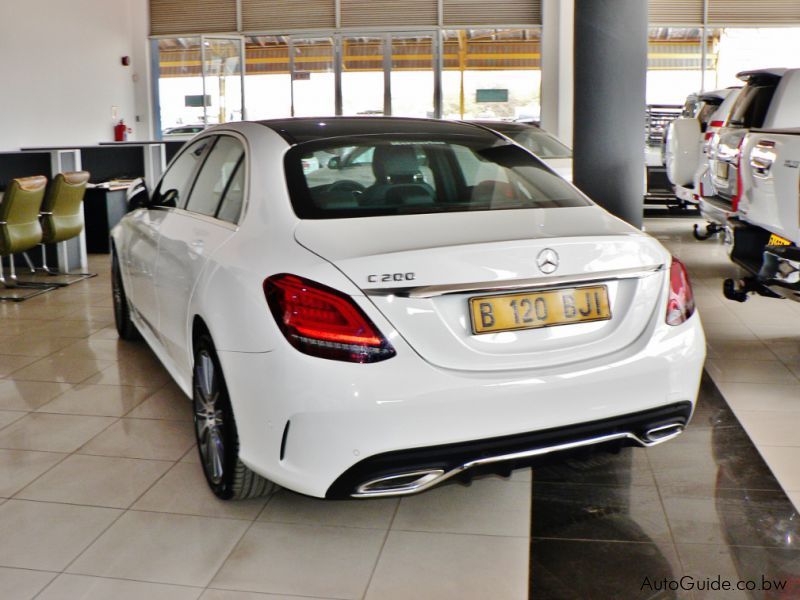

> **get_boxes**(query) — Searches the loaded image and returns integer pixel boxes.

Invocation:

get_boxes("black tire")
[193,332,276,500]
[112,251,141,341]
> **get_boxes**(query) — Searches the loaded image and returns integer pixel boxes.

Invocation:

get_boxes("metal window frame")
[150,24,542,126]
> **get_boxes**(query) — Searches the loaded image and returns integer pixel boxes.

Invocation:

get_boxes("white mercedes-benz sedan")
[111,117,705,501]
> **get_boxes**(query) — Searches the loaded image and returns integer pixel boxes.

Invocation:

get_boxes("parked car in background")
[665,88,739,209]
[468,120,573,181]
[163,124,205,140]
[722,127,800,303]
[700,69,800,235]
[112,117,704,501]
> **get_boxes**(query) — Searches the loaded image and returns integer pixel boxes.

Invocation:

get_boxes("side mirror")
[160,188,179,208]
[126,178,149,211]
[327,156,341,170]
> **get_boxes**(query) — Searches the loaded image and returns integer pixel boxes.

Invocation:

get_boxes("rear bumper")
[327,401,692,498]
[218,313,705,498]
[674,184,695,203]
[699,195,735,225]
[727,222,800,302]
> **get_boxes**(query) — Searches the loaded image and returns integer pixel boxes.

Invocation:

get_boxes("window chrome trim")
[363,264,664,298]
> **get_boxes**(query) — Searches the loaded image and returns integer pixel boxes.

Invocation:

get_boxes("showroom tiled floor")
[0,258,530,600]
[647,217,800,508]
[1,216,800,599]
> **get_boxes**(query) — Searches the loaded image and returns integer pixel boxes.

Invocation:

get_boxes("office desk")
[83,188,128,253]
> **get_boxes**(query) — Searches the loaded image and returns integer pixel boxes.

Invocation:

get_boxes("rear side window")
[216,159,245,224]
[285,135,588,219]
[185,136,244,218]
[153,137,212,208]
[728,82,778,129]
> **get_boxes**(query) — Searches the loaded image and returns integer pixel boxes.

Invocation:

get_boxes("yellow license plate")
[469,286,611,335]
[716,162,729,179]
[767,233,792,246]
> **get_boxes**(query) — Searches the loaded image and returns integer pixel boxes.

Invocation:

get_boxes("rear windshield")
[285,134,588,219]
[728,81,778,129]
[495,129,572,158]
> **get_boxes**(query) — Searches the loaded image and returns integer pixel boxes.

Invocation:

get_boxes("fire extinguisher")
[114,119,128,142]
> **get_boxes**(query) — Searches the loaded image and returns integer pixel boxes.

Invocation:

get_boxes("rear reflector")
[264,274,396,363]
[732,137,746,213]
[666,258,696,326]
[710,120,724,128]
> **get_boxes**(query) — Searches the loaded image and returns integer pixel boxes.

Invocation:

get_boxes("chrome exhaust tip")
[644,423,685,445]
[354,469,445,497]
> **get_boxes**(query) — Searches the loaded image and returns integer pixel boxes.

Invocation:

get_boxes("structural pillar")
[541,0,574,146]
[573,0,648,228]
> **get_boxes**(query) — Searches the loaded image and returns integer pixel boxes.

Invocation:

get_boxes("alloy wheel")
[194,350,226,485]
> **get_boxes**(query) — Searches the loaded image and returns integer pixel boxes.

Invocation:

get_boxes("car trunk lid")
[295,207,669,371]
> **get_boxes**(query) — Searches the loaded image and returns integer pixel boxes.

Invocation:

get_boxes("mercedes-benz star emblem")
[537,248,559,274]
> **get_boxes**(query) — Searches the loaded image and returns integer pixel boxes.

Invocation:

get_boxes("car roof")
[257,116,502,145]
[466,120,541,134]
[737,68,788,81]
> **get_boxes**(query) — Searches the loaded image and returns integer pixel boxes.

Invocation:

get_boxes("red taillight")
[264,274,396,363]
[710,120,724,128]
[666,258,696,326]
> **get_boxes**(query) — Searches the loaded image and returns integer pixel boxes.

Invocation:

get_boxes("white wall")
[0,0,152,151]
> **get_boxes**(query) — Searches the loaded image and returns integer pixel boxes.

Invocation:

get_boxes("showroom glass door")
[244,35,292,119]
[201,36,245,124]
[290,37,336,117]
[390,33,436,118]
[155,37,204,133]
[341,35,387,116]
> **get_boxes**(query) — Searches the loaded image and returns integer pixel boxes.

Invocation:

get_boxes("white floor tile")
[756,446,800,492]
[0,413,116,453]
[78,417,194,460]
[0,380,70,411]
[259,489,397,529]
[0,500,120,571]
[16,454,171,508]
[68,511,249,587]
[36,384,150,417]
[0,449,66,497]
[133,462,268,519]
[211,522,385,599]
[705,359,798,385]
[365,530,528,600]
[715,382,800,412]
[36,574,202,600]
[733,410,800,447]
[392,478,530,537]
[0,567,56,600]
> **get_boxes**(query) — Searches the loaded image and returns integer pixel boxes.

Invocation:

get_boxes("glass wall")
[202,37,243,124]
[441,29,542,121]
[291,37,336,117]
[646,26,800,105]
[342,36,386,116]
[156,36,243,134]
[391,34,435,118]
[154,27,543,131]
[646,27,708,106]
[244,36,291,120]
[157,37,204,131]
[711,27,800,89]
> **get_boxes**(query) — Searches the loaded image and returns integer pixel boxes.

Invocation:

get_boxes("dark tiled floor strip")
[529,373,800,599]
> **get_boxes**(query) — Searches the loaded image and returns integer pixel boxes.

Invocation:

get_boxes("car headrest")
[372,145,421,183]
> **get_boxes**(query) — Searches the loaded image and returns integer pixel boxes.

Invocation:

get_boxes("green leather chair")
[34,171,93,284]
[0,175,56,301]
